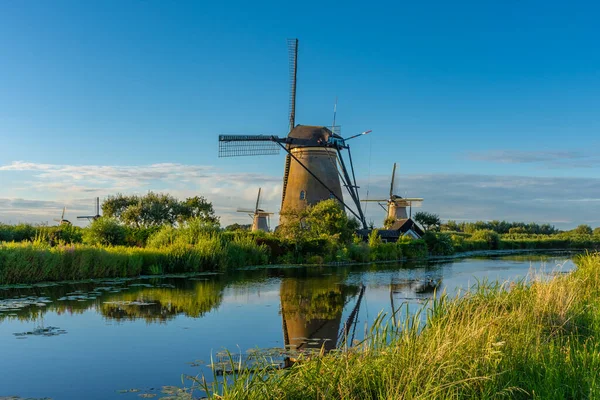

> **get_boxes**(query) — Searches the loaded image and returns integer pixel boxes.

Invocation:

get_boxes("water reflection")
[0,254,577,400]
[0,278,225,323]
[101,281,224,322]
[280,276,361,355]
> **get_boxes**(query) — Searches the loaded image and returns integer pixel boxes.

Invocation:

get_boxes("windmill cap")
[287,125,339,147]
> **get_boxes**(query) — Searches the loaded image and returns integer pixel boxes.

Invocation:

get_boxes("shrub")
[471,230,500,250]
[398,238,428,259]
[574,224,593,235]
[422,232,455,256]
[82,217,127,246]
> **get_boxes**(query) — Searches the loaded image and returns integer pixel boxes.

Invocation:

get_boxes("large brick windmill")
[218,39,369,229]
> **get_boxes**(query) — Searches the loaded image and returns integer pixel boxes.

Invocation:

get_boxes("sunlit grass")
[0,237,269,284]
[193,252,600,399]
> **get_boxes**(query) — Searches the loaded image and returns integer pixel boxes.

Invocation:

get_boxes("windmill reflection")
[279,276,364,366]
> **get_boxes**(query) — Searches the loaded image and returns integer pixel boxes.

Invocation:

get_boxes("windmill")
[218,39,370,229]
[237,188,274,232]
[363,163,423,224]
[54,207,71,225]
[77,197,101,222]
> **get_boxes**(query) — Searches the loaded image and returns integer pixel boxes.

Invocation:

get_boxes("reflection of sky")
[0,255,575,399]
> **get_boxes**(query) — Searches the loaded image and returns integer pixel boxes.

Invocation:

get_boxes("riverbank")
[0,236,597,285]
[197,252,600,399]
[0,238,269,284]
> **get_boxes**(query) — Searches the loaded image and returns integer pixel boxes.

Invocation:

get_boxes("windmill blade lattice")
[218,135,282,157]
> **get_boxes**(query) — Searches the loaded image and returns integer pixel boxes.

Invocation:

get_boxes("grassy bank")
[1,216,598,285]
[0,234,269,284]
[197,252,600,399]
[2,230,598,285]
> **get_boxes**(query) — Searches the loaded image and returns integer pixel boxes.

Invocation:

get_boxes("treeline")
[442,220,559,234]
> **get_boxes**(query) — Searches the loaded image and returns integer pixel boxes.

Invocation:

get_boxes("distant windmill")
[77,197,101,222]
[363,163,423,224]
[218,39,370,229]
[237,188,274,232]
[54,207,71,225]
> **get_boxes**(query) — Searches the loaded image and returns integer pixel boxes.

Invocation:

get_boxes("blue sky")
[0,0,599,228]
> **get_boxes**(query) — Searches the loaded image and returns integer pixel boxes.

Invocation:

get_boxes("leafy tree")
[383,217,396,229]
[508,227,527,234]
[83,217,126,246]
[441,220,460,232]
[573,224,593,235]
[422,232,454,255]
[102,192,218,227]
[225,223,251,231]
[177,196,219,225]
[278,199,358,243]
[414,211,441,232]
[594,227,600,236]
[471,229,500,250]
[305,199,359,243]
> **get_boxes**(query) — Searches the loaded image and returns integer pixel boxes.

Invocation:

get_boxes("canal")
[0,253,575,399]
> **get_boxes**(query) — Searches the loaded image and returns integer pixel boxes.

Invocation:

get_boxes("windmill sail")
[288,38,298,132]
[218,135,282,157]
[390,163,396,198]
[255,188,261,212]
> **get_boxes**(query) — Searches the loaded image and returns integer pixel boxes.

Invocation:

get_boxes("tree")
[305,199,359,243]
[83,217,126,246]
[383,217,396,229]
[471,229,500,250]
[102,192,218,227]
[508,227,527,234]
[277,199,358,243]
[177,196,219,225]
[573,224,593,235]
[441,220,460,232]
[414,211,441,232]
[225,223,251,232]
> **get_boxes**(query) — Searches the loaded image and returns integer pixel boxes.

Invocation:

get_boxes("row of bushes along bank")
[195,252,600,399]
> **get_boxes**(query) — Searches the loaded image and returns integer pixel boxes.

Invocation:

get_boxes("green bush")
[398,238,428,259]
[471,230,500,250]
[422,232,455,256]
[83,217,127,246]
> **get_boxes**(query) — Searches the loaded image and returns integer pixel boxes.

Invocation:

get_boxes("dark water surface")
[0,253,575,399]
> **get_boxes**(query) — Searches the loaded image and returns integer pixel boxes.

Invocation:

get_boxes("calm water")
[0,253,575,400]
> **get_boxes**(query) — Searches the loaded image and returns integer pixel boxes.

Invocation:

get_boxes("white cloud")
[1,161,599,229]
[0,161,282,226]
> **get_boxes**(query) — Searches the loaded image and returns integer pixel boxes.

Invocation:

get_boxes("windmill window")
[300,190,306,200]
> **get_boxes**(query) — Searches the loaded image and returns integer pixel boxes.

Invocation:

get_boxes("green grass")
[0,236,269,284]
[194,252,600,399]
